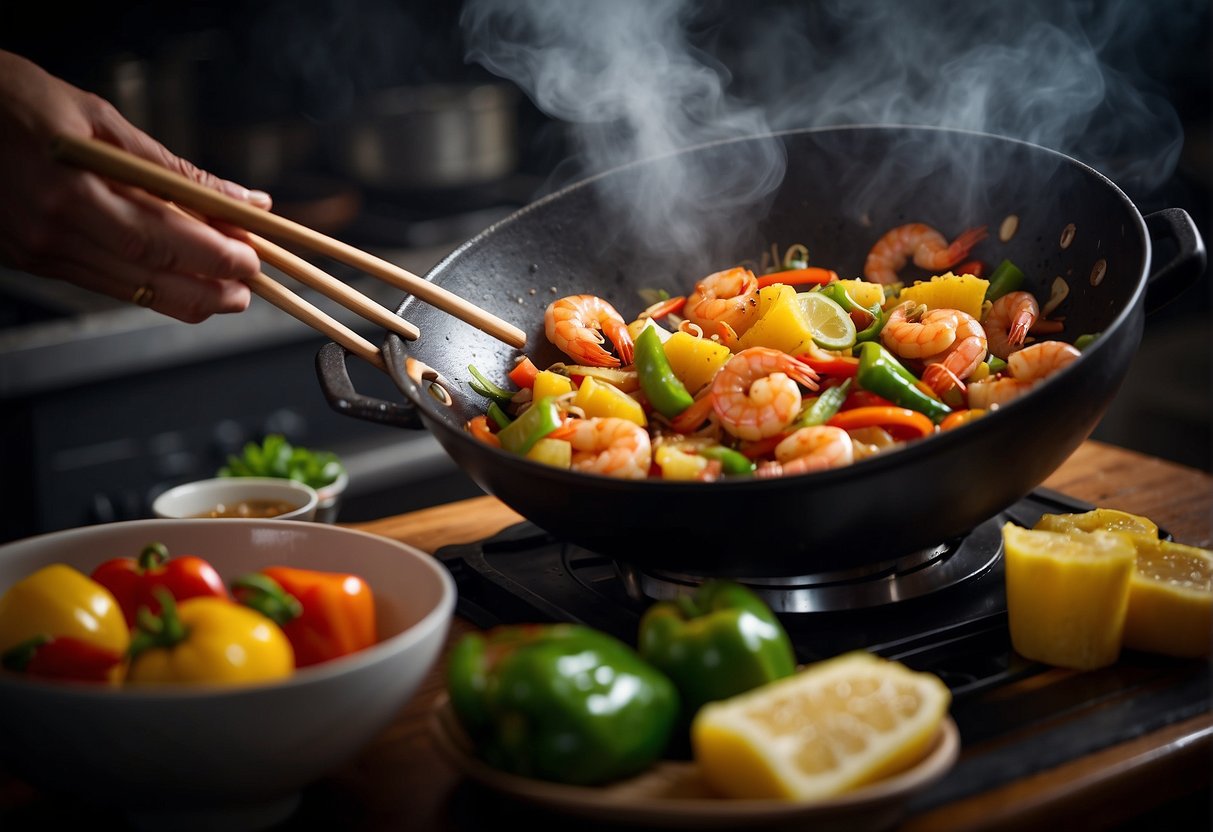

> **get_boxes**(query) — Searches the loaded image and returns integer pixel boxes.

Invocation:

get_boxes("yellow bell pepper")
[735,285,815,355]
[662,331,733,394]
[573,376,647,426]
[127,594,294,686]
[0,564,130,684]
[533,369,575,401]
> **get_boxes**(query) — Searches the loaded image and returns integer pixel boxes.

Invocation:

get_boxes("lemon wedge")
[690,651,950,801]
[1031,509,1212,658]
[1002,522,1136,670]
[1123,538,1213,658]
[798,292,856,351]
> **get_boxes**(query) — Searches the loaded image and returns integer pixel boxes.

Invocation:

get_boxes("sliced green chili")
[855,342,952,423]
[468,364,514,405]
[487,401,513,430]
[796,379,852,427]
[987,355,1008,374]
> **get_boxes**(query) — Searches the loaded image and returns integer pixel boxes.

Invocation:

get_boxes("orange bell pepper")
[232,566,377,668]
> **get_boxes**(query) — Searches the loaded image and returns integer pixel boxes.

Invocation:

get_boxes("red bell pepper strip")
[755,267,839,289]
[468,414,502,447]
[739,434,787,460]
[798,353,859,378]
[828,406,935,440]
[91,542,228,628]
[232,566,377,668]
[508,357,540,389]
[843,388,897,410]
[2,634,124,683]
[641,295,688,320]
[669,392,716,434]
[954,260,985,278]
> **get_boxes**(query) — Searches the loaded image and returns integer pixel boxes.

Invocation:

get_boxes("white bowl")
[152,476,319,522]
[0,519,456,831]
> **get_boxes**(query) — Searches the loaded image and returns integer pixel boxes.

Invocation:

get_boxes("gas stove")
[435,487,1212,816]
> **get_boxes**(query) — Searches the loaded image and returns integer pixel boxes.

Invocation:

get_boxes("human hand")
[0,50,271,323]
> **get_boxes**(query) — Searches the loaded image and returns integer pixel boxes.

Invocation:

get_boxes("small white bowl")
[153,476,319,522]
[0,518,456,830]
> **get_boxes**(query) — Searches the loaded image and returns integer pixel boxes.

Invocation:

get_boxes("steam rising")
[461,0,1190,258]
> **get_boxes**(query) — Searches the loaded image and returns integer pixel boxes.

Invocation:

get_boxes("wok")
[317,126,1205,577]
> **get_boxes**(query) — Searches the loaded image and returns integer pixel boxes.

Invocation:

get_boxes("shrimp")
[557,417,652,479]
[921,310,987,396]
[711,347,819,441]
[864,223,988,285]
[544,294,634,368]
[966,340,1081,409]
[684,267,760,337]
[881,302,959,360]
[983,291,1039,359]
[755,425,854,478]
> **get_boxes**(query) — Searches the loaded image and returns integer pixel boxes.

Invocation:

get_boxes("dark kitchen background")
[0,0,1209,545]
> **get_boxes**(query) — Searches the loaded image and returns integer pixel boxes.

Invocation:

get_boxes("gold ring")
[131,284,155,308]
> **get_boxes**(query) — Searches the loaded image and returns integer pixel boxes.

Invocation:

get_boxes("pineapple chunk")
[896,272,990,319]
[655,445,710,480]
[573,376,647,426]
[526,437,572,469]
[837,279,886,311]
[735,284,814,355]
[662,331,732,394]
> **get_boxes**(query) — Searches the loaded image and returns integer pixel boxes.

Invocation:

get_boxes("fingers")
[29,231,252,323]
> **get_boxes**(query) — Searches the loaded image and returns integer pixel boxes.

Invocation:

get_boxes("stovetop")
[435,488,1212,814]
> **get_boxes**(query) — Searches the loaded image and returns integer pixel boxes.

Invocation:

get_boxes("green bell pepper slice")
[984,259,1025,302]
[496,396,562,456]
[635,325,694,418]
[855,341,952,423]
[638,580,796,720]
[697,444,755,476]
[446,623,679,786]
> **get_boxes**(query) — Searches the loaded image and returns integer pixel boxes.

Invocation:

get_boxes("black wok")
[317,126,1205,577]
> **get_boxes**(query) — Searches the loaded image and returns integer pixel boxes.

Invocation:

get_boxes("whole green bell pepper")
[446,623,679,786]
[638,580,797,720]
[855,341,952,423]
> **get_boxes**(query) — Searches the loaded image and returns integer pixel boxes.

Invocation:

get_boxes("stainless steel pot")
[330,83,519,192]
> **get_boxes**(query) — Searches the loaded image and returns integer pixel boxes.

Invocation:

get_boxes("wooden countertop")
[0,440,1208,830]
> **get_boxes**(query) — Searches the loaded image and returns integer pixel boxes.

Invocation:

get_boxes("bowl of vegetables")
[218,434,348,524]
[0,518,455,830]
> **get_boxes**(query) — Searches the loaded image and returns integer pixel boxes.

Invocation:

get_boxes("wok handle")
[315,341,425,430]
[1143,208,1207,315]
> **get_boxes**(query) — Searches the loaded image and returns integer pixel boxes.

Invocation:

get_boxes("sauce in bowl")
[195,499,300,519]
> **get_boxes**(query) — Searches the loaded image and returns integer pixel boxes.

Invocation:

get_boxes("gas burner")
[613,515,1001,612]
[436,488,1106,676]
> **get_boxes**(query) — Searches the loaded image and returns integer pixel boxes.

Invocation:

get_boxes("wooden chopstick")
[50,134,528,349]
[249,232,420,342]
[247,272,386,370]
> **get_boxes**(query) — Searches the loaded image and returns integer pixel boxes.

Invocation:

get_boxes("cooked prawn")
[755,425,854,478]
[545,294,634,368]
[983,291,1039,359]
[966,340,1081,409]
[684,267,760,337]
[711,347,819,441]
[864,223,988,285]
[921,310,987,396]
[556,417,652,479]
[881,302,959,360]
